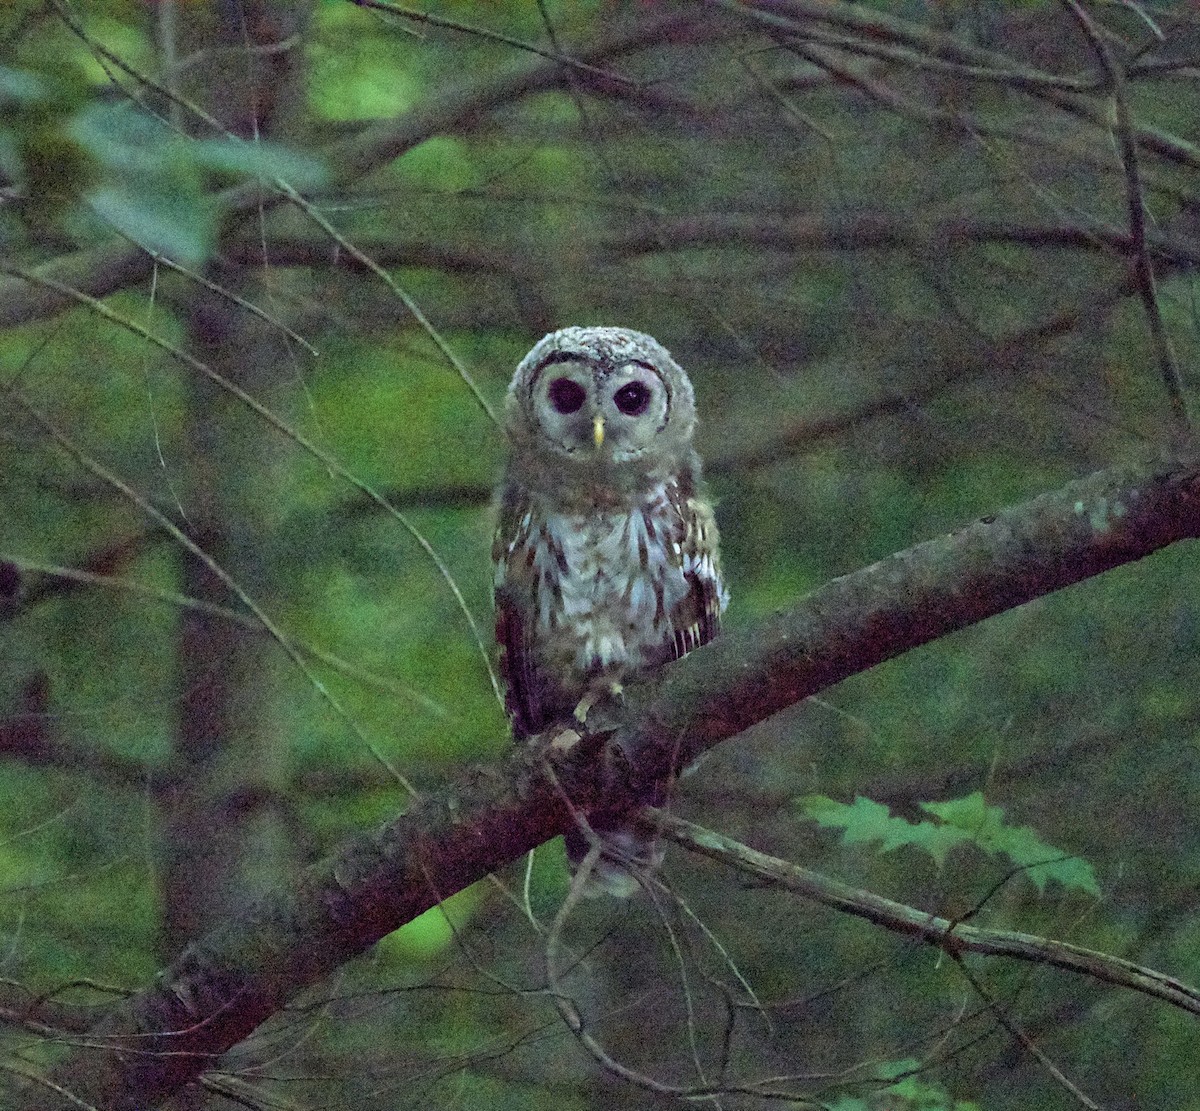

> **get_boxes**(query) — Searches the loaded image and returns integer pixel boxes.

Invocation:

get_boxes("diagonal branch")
[655,812,1200,1019]
[21,445,1200,1111]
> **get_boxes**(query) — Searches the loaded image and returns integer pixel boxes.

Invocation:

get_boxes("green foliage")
[804,794,969,867]
[802,791,1100,896]
[826,1058,981,1111]
[0,56,324,263]
[3,1,1200,1107]
[0,61,93,229]
[396,135,479,193]
[378,883,484,962]
[189,136,328,191]
[69,102,326,264]
[309,3,422,120]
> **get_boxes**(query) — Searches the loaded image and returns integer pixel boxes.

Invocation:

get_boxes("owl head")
[504,326,697,489]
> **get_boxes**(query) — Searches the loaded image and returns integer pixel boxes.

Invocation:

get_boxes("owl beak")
[593,415,605,449]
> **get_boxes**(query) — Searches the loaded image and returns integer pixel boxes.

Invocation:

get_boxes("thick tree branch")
[23,446,1200,1110]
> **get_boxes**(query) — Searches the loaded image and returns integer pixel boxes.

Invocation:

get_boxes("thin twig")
[3,557,447,716]
[0,261,503,706]
[0,1063,100,1111]
[1063,0,1190,435]
[5,387,421,799]
[951,954,1103,1110]
[274,180,500,429]
[657,812,1200,1019]
[720,0,1200,172]
[349,0,636,85]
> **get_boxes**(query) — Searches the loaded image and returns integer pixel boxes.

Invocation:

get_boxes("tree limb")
[22,445,1200,1110]
[655,812,1200,1019]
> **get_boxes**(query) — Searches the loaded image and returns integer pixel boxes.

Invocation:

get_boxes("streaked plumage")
[493,326,726,896]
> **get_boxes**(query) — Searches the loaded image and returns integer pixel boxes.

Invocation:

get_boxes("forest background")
[2,1,1200,1109]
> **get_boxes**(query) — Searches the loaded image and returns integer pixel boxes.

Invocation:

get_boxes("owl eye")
[548,377,587,414]
[613,381,652,416]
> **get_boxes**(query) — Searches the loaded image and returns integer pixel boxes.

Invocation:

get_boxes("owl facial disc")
[506,326,695,475]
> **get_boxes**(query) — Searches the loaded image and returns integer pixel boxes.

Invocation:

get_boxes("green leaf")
[85,183,214,267]
[822,1058,985,1111]
[69,101,176,176]
[922,792,1100,895]
[0,65,49,106]
[190,137,328,190]
[824,1058,984,1111]
[802,794,970,866]
[802,791,1099,894]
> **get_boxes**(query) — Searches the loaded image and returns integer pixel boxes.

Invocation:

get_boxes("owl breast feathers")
[493,326,727,894]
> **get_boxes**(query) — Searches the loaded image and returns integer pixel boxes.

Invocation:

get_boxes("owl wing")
[492,481,560,740]
[665,481,727,663]
[494,589,542,740]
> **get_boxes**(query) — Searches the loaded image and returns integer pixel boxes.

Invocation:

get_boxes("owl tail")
[564,824,665,899]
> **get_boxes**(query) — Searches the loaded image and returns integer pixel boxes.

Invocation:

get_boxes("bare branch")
[221,213,1200,270]
[656,813,1200,1020]
[722,0,1200,172]
[607,212,1200,266]
[950,955,1102,1110]
[347,0,639,84]
[1062,0,1190,434]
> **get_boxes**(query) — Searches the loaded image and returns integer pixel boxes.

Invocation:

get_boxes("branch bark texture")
[25,447,1200,1110]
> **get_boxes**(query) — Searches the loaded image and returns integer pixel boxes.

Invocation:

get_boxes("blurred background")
[2,1,1199,1107]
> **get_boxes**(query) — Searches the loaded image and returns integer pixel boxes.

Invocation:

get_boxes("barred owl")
[493,326,727,897]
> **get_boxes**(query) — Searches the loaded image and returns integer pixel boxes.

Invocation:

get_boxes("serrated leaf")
[922,792,1100,895]
[802,795,969,865]
[803,792,1099,894]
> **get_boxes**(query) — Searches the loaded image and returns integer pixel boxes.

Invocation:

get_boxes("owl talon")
[572,694,594,726]
[573,680,625,730]
[548,725,583,754]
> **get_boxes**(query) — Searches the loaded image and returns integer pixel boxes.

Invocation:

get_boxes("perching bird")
[493,326,726,896]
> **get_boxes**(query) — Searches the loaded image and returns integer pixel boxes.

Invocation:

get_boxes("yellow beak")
[593,415,605,448]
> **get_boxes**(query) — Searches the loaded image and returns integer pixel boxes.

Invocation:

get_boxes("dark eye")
[547,377,586,414]
[613,381,652,416]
